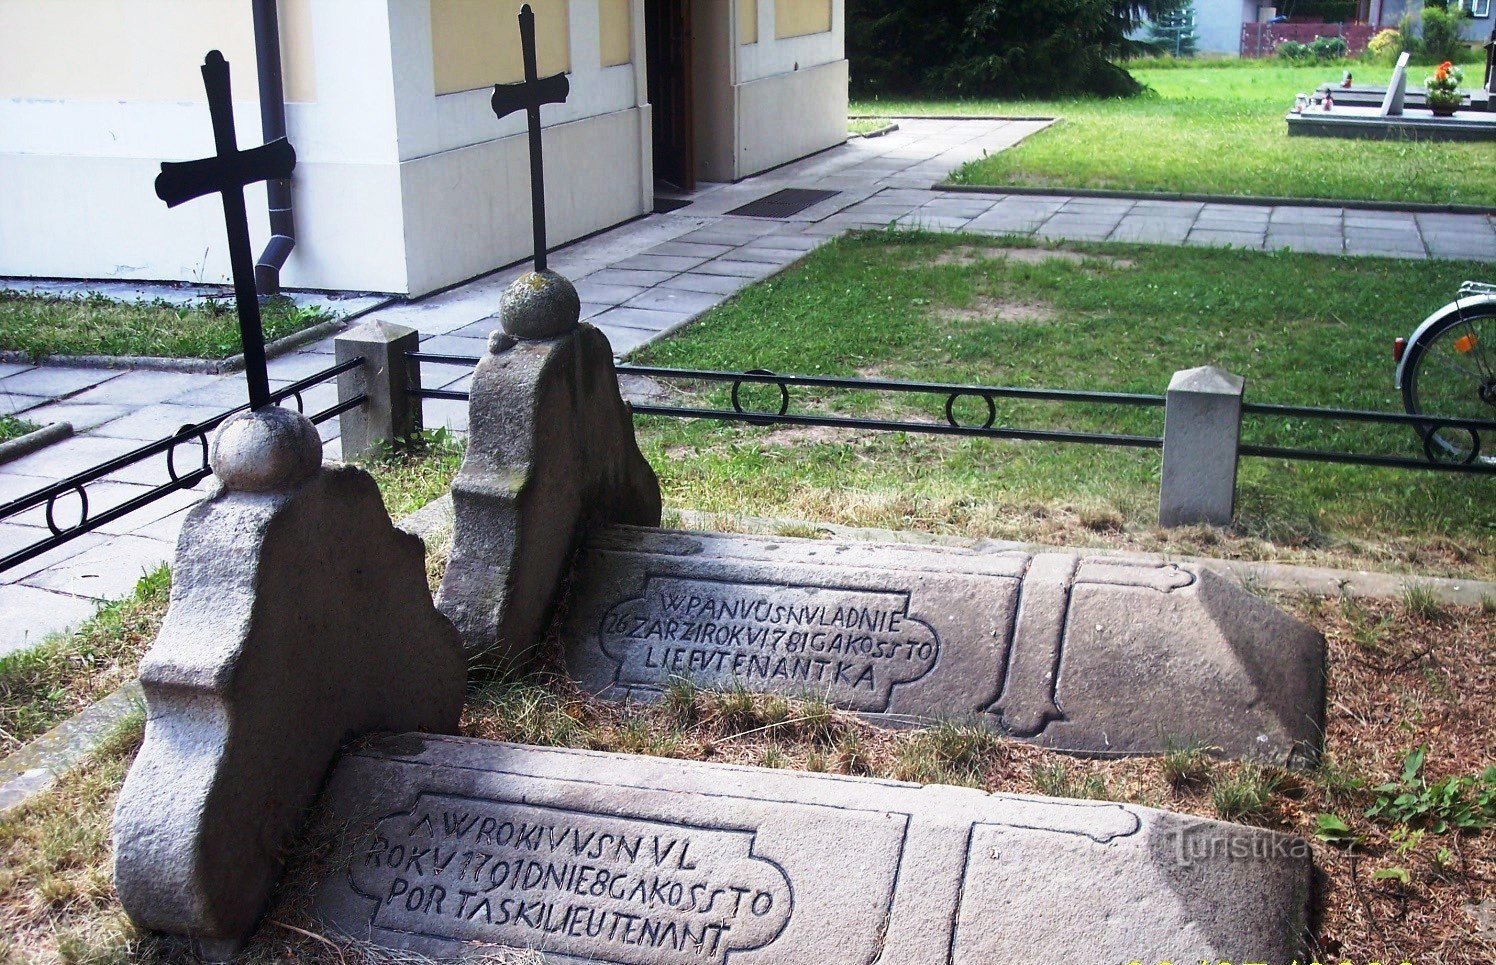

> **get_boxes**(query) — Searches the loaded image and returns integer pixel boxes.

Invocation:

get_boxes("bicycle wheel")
[1401,306,1496,465]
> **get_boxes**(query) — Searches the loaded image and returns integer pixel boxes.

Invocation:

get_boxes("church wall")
[728,0,846,179]
[391,0,652,296]
[0,0,412,293]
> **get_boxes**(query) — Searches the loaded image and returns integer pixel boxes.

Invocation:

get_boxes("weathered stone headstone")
[437,273,662,671]
[308,733,1312,962]
[1381,51,1412,116]
[561,526,1325,762]
[113,407,466,959]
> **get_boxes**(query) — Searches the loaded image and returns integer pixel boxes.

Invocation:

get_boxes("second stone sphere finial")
[499,270,580,341]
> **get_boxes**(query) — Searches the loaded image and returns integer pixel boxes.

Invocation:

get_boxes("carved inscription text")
[347,795,792,964]
[599,576,939,711]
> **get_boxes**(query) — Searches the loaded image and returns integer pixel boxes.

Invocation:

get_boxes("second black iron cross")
[491,3,571,272]
[156,51,296,412]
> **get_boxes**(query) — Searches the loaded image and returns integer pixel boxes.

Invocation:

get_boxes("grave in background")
[1288,51,1496,141]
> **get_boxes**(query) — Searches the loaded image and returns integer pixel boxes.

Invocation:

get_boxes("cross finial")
[490,4,570,272]
[156,51,296,411]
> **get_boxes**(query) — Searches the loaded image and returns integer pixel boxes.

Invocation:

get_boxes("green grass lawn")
[0,417,39,444]
[631,230,1495,578]
[0,291,333,361]
[852,61,1496,208]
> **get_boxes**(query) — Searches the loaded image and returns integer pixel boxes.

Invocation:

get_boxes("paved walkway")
[2,117,1494,655]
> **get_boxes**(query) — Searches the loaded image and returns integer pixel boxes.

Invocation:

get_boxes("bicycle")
[1395,280,1496,466]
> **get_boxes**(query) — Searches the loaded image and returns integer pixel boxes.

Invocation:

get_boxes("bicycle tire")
[1400,304,1496,465]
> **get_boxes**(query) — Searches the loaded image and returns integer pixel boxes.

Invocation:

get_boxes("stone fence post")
[1159,365,1245,529]
[334,321,422,460]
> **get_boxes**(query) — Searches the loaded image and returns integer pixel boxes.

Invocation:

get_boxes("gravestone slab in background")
[113,408,466,958]
[1381,51,1412,116]
[309,734,1312,963]
[562,527,1325,762]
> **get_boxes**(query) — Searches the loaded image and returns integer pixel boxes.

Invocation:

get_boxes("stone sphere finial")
[210,406,323,492]
[499,270,580,341]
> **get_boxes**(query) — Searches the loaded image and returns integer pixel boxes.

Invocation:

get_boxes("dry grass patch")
[926,245,1133,269]
[935,294,1058,325]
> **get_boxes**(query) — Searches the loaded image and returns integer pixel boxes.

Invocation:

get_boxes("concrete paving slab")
[592,306,693,333]
[645,241,736,259]
[692,258,785,279]
[21,533,173,600]
[611,253,711,273]
[0,364,33,380]
[595,324,658,356]
[69,371,220,407]
[0,367,120,398]
[0,392,48,416]
[657,272,754,295]
[623,287,729,314]
[91,404,227,440]
[1,434,144,480]
[16,402,135,432]
[0,584,99,658]
[583,268,681,288]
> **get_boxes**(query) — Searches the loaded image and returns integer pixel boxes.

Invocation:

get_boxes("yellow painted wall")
[738,0,758,44]
[432,0,571,96]
[0,0,316,103]
[775,0,830,39]
[598,0,632,66]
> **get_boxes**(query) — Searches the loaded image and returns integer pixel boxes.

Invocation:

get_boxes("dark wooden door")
[645,0,695,191]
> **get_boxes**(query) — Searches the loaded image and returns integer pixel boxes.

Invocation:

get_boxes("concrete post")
[1159,365,1245,529]
[335,320,422,460]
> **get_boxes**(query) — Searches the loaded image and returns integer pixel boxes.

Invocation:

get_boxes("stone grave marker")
[435,5,661,671]
[305,733,1312,962]
[113,408,466,958]
[560,527,1325,762]
[1381,51,1412,116]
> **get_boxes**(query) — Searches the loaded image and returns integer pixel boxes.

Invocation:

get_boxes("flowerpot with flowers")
[1425,61,1464,117]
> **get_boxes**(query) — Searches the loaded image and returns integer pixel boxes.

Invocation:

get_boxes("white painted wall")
[387,0,652,295]
[1190,0,1253,55]
[0,0,410,293]
[712,0,848,181]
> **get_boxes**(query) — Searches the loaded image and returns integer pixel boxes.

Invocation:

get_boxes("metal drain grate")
[727,188,839,219]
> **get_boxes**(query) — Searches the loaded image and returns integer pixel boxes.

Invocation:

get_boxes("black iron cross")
[156,51,297,411]
[490,4,570,272]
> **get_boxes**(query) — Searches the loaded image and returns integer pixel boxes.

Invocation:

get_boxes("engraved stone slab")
[562,527,1325,762]
[309,734,1312,963]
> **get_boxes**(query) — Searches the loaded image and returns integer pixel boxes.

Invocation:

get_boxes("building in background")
[0,0,848,297]
[1368,0,1493,41]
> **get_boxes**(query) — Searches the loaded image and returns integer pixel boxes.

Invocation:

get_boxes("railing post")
[334,321,422,460]
[1159,365,1244,529]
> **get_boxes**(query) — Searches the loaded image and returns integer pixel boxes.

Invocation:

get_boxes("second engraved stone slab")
[308,734,1312,962]
[562,527,1326,762]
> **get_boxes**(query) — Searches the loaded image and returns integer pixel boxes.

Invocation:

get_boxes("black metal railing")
[406,353,1496,476]
[0,357,365,576]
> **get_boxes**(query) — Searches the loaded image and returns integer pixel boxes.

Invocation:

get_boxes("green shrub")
[1367,28,1402,63]
[1419,5,1467,63]
[1309,35,1349,60]
[1397,11,1424,57]
[1275,40,1313,62]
